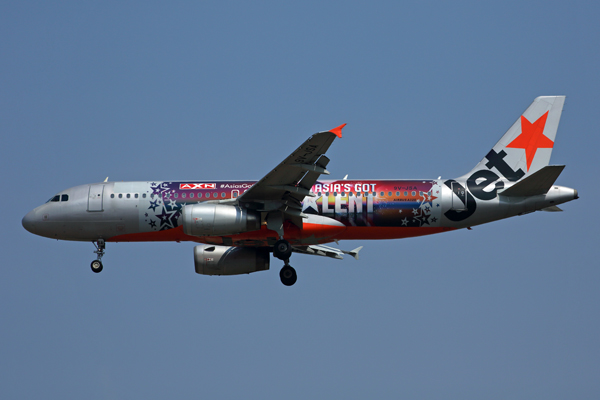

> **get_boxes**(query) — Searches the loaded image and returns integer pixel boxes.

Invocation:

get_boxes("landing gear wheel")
[91,260,103,273]
[280,265,297,286]
[273,239,292,260]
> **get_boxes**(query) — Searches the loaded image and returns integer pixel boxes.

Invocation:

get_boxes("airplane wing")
[237,124,345,232]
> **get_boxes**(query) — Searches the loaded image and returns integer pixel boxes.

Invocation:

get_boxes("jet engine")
[193,244,270,275]
[182,204,259,236]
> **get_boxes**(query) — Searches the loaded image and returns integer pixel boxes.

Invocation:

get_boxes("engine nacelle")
[193,245,270,275]
[182,203,259,236]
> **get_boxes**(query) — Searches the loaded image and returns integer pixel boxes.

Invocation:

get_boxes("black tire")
[273,239,292,260]
[280,265,297,286]
[91,260,103,273]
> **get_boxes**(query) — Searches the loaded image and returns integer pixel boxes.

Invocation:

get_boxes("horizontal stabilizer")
[500,165,565,197]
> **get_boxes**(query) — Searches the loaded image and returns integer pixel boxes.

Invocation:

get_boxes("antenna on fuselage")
[343,174,348,180]
[104,177,109,182]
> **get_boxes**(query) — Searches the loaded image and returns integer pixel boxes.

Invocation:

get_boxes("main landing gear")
[274,239,296,286]
[91,239,105,273]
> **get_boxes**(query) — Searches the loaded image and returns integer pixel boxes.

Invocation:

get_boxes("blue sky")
[1,1,598,398]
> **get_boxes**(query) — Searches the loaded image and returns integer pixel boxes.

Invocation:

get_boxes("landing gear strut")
[274,239,297,286]
[273,239,298,286]
[91,239,105,273]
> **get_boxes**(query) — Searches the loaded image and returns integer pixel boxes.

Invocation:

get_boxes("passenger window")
[333,192,337,196]
[380,192,384,197]
[411,191,416,196]
[127,194,131,199]
[135,193,139,199]
[388,192,392,196]
[51,195,60,202]
[213,193,218,198]
[341,192,346,197]
[317,192,322,196]
[325,192,329,196]
[119,194,123,198]
[396,191,400,196]
[190,193,194,198]
[419,191,423,196]
[111,194,115,198]
[174,193,178,199]
[142,193,146,198]
[404,191,408,196]
[221,192,226,198]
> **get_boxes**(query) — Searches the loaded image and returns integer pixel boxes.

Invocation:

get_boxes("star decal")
[431,217,437,223]
[149,220,156,228]
[401,218,408,226]
[151,185,163,196]
[148,200,159,211]
[156,207,174,228]
[302,196,320,213]
[507,111,553,171]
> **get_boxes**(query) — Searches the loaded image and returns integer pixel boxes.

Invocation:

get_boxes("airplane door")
[232,190,239,198]
[451,182,467,211]
[88,184,104,212]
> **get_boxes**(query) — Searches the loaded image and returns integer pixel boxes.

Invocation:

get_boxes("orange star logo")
[506,111,553,171]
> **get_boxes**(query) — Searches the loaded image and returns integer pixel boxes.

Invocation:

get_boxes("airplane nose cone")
[22,210,37,234]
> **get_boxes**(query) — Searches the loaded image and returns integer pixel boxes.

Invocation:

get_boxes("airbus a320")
[22,96,578,286]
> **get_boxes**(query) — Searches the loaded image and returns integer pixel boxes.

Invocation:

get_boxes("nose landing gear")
[91,239,105,273]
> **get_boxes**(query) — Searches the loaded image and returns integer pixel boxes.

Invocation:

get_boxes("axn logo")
[444,149,524,221]
[179,183,216,190]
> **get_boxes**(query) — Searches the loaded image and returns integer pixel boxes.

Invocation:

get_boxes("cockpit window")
[61,194,69,202]
[50,195,60,202]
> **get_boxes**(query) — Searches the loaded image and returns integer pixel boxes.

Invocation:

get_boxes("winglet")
[329,123,346,138]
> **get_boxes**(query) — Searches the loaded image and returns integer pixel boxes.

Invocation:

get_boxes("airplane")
[22,96,578,286]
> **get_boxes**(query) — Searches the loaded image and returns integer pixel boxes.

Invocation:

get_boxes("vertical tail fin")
[460,96,565,182]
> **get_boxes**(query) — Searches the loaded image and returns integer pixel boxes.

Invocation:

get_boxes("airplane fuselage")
[23,178,577,246]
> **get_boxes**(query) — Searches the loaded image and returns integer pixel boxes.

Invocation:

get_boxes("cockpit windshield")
[46,194,68,203]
